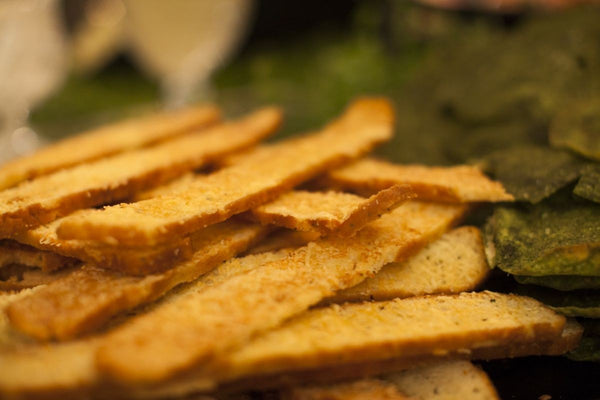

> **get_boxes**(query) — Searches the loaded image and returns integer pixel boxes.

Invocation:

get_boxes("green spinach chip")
[488,195,600,276]
[550,100,600,162]
[574,164,600,204]
[513,285,600,318]
[515,275,600,291]
[484,146,585,203]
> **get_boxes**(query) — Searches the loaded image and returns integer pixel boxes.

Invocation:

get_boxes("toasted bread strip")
[0,108,281,238]
[472,319,583,360]
[215,292,565,384]
[134,172,198,201]
[7,221,268,341]
[284,360,499,400]
[246,229,321,255]
[0,239,78,272]
[142,179,415,237]
[0,264,77,291]
[96,201,466,385]
[250,187,415,236]
[56,98,396,246]
[0,104,221,191]
[15,215,198,275]
[284,379,409,400]
[220,320,580,393]
[326,226,490,303]
[384,360,499,400]
[323,158,513,202]
[0,300,578,399]
[0,289,100,398]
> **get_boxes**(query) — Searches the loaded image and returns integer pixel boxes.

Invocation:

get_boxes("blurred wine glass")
[124,0,254,108]
[0,0,67,164]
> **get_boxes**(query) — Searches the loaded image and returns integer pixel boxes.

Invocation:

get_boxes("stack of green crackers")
[484,123,600,361]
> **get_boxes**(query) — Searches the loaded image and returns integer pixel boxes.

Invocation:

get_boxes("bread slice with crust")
[250,186,415,236]
[0,293,579,398]
[7,221,268,341]
[284,360,499,400]
[0,104,220,191]
[214,292,565,384]
[322,158,513,203]
[95,202,465,385]
[386,360,498,400]
[284,378,409,400]
[0,107,280,238]
[55,98,396,246]
[326,226,490,303]
[0,239,78,272]
[16,213,198,275]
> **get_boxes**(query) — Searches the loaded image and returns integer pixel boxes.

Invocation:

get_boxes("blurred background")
[1,0,599,166]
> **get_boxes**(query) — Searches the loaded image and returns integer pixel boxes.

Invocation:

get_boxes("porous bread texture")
[327,226,490,303]
[95,201,465,385]
[284,378,409,400]
[0,107,280,238]
[472,319,582,360]
[214,292,565,383]
[7,221,268,341]
[143,180,415,237]
[219,320,580,392]
[246,229,321,255]
[134,173,198,201]
[284,360,499,400]
[0,295,578,398]
[55,98,396,246]
[0,104,220,191]
[384,360,499,400]
[251,186,415,236]
[0,239,78,272]
[323,158,514,203]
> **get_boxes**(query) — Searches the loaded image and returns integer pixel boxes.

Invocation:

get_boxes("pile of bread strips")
[0,98,583,399]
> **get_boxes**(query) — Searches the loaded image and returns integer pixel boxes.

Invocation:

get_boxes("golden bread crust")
[326,226,490,303]
[95,201,465,385]
[0,107,280,238]
[251,186,415,236]
[0,239,78,272]
[216,292,565,384]
[54,98,395,246]
[0,104,221,191]
[7,221,267,341]
[323,158,514,203]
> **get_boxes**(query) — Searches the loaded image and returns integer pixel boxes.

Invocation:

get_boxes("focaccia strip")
[0,104,220,191]
[0,107,280,238]
[323,158,513,202]
[55,98,395,246]
[96,201,466,384]
[7,221,268,341]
